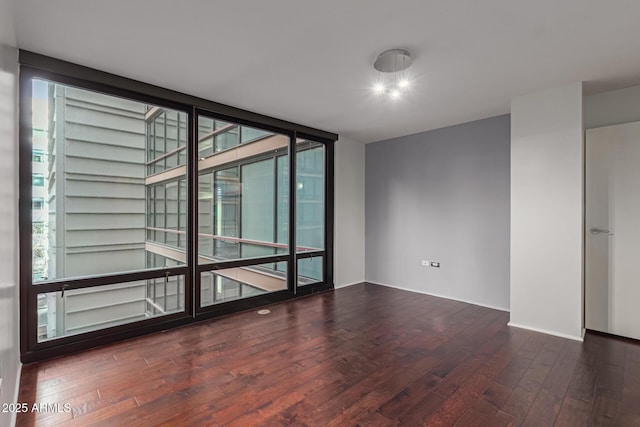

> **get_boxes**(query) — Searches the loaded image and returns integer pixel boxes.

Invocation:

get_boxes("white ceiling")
[13,0,640,143]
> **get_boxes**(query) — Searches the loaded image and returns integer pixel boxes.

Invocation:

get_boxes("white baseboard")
[334,281,364,289]
[507,322,584,342]
[365,280,510,312]
[356,281,585,342]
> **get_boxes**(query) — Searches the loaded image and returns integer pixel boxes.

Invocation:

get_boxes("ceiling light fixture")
[373,82,386,94]
[372,48,412,100]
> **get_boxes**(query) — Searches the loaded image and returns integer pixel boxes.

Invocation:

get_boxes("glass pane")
[198,171,214,258]
[33,149,45,162]
[37,275,185,342]
[296,143,325,252]
[145,110,188,175]
[276,155,289,246]
[197,115,289,263]
[241,127,270,144]
[30,79,187,283]
[32,81,49,282]
[178,179,187,249]
[298,256,323,286]
[200,262,287,307]
[32,173,45,186]
[198,117,240,157]
[241,159,275,258]
[215,121,240,152]
[165,181,179,248]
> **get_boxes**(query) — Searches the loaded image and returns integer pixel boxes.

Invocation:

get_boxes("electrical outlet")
[421,260,429,266]
[430,261,440,268]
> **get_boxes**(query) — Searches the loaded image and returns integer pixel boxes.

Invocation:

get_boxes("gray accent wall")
[365,115,510,310]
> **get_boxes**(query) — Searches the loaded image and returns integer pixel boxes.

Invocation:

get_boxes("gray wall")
[0,24,20,427]
[365,115,510,310]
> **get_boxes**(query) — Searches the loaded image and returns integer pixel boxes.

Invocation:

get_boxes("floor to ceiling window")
[19,51,336,362]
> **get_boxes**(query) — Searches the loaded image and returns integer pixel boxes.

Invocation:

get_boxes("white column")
[510,82,584,340]
[334,137,365,287]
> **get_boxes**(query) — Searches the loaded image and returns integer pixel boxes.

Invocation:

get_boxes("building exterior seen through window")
[30,79,326,342]
[32,149,45,162]
[32,173,44,186]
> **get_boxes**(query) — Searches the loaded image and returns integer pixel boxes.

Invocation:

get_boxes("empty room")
[2,1,640,426]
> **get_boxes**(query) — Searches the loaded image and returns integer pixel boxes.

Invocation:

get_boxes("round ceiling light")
[373,49,412,73]
[372,49,413,100]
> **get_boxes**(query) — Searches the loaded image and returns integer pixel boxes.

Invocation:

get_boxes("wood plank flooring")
[16,283,640,426]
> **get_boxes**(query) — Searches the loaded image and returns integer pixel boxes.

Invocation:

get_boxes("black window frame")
[18,51,337,363]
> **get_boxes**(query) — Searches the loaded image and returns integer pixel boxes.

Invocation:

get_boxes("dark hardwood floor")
[16,283,640,426]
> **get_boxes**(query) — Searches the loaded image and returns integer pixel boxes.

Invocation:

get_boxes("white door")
[586,121,640,340]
